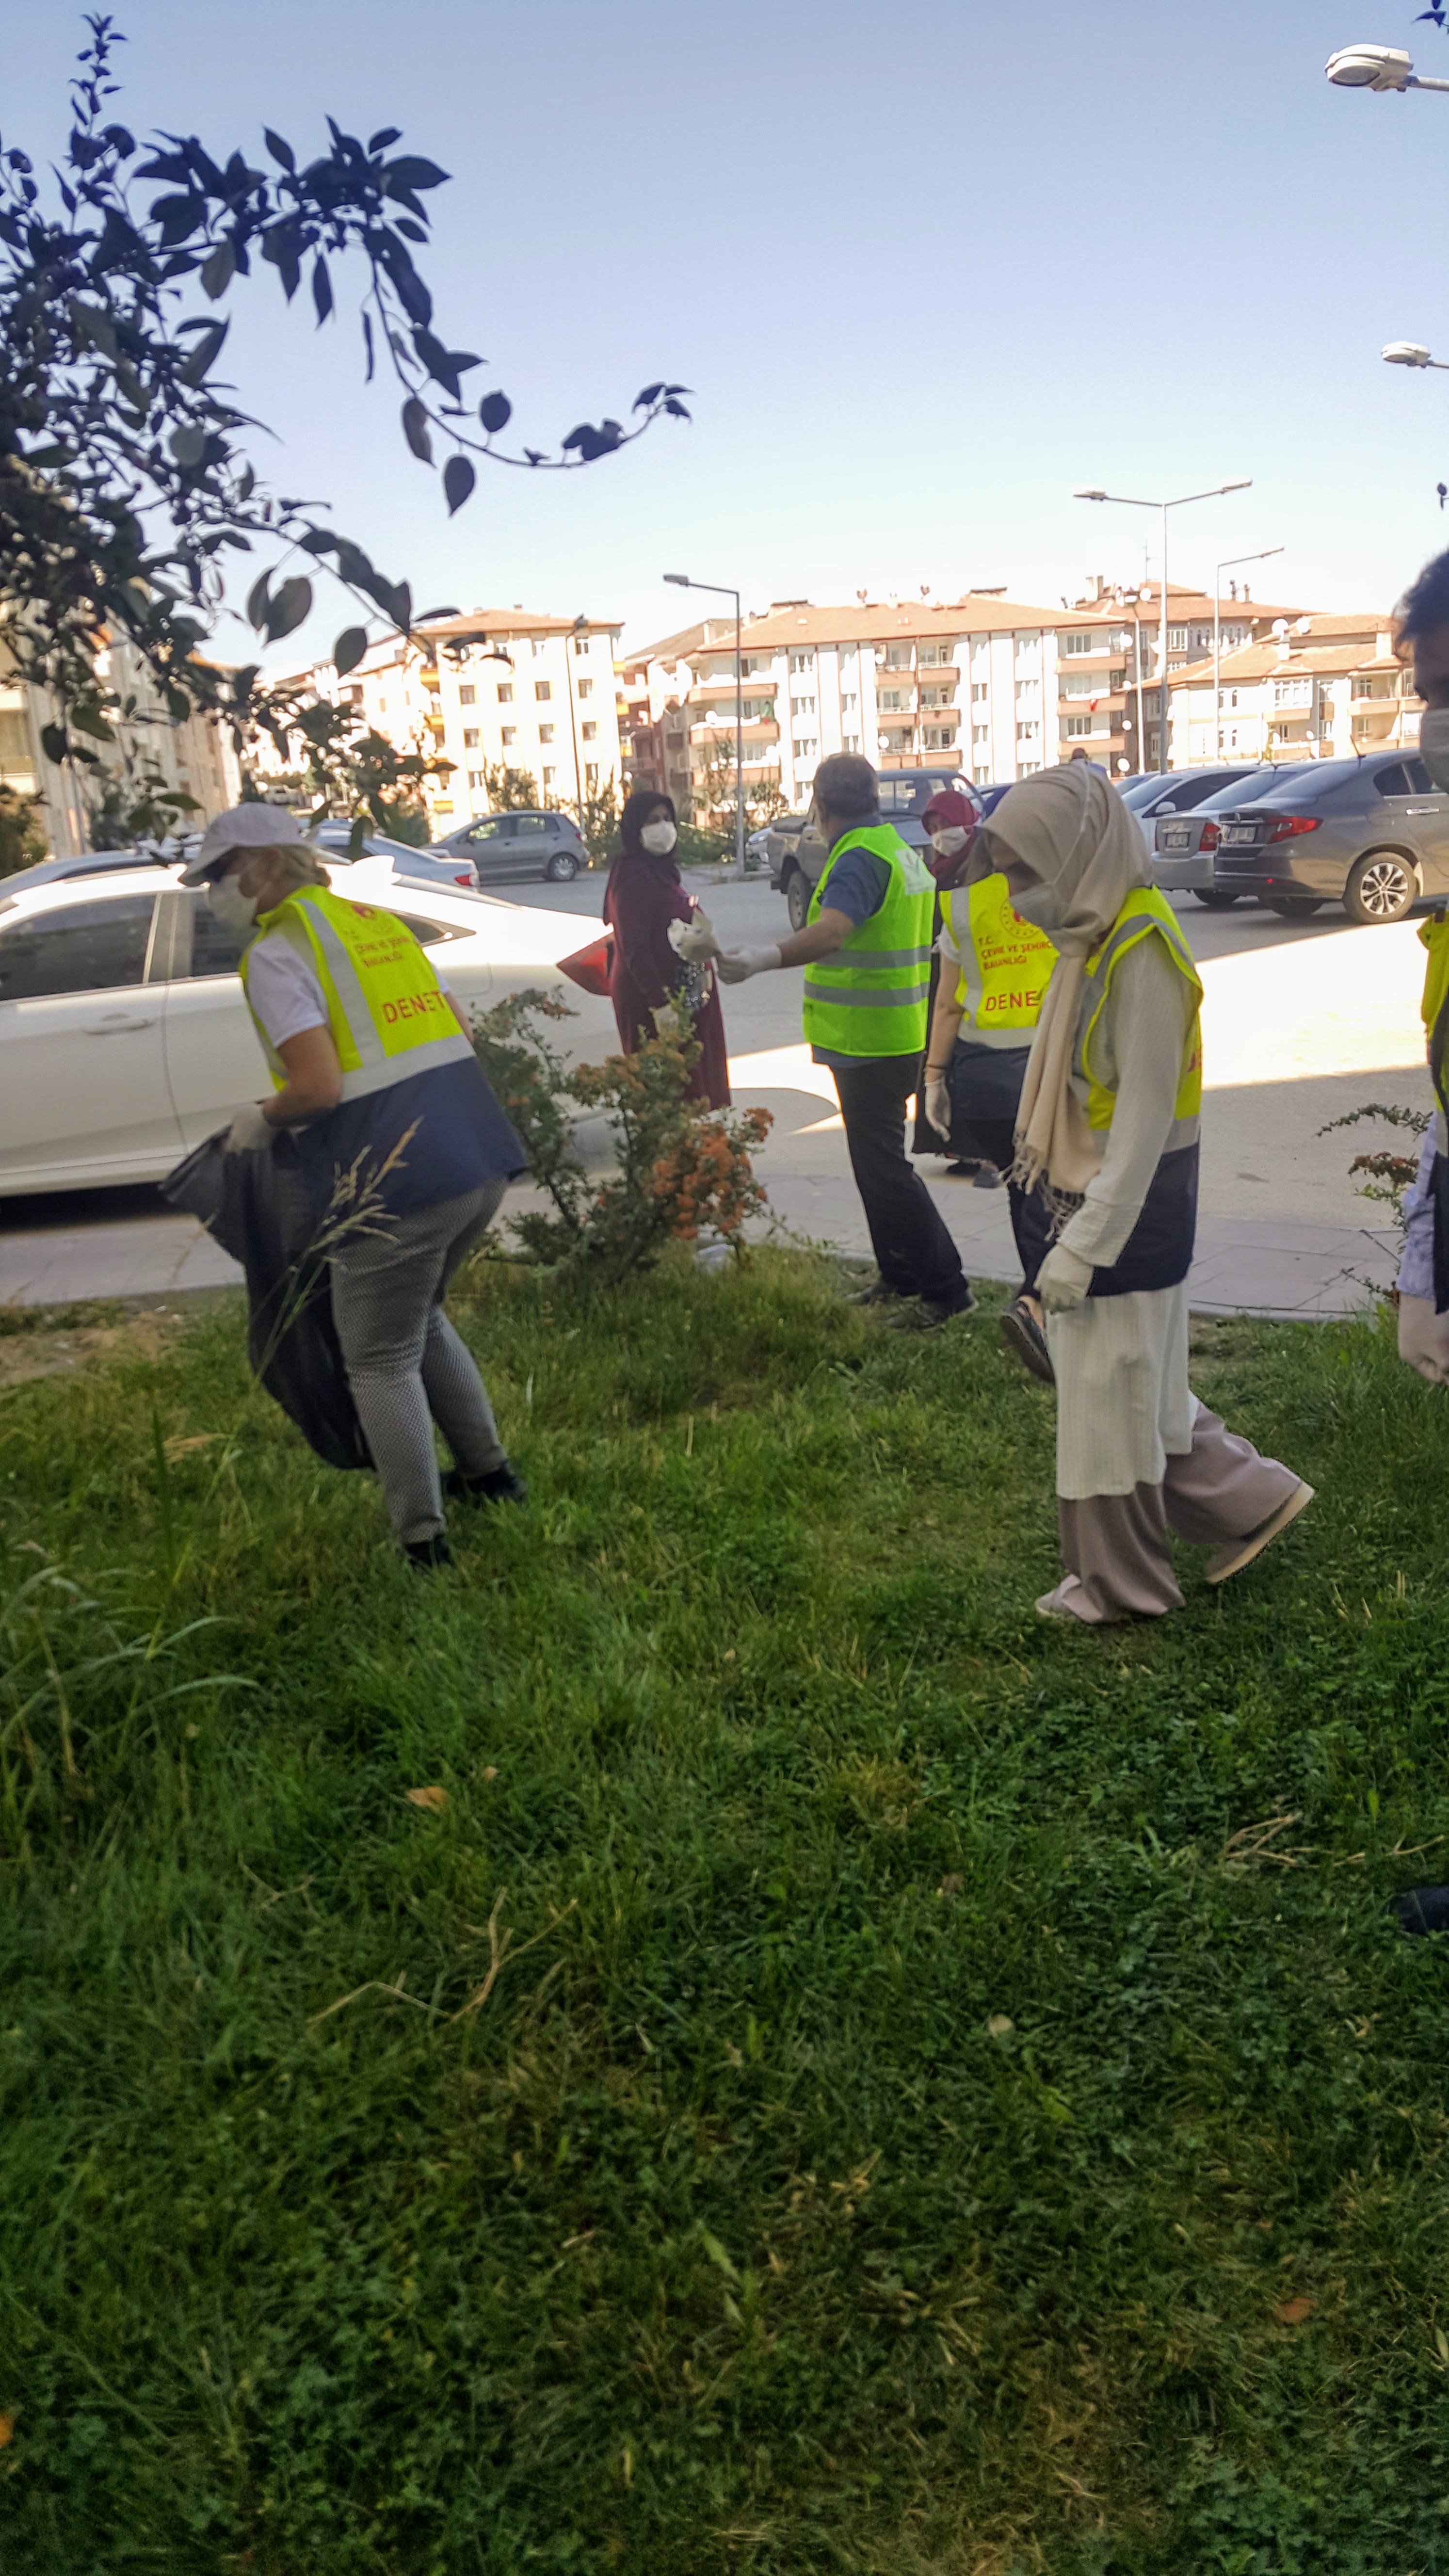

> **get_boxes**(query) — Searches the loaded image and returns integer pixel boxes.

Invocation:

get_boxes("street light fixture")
[1383,340,1449,369]
[1324,42,1449,92]
[1073,482,1251,769]
[663,571,745,869]
[1213,545,1284,757]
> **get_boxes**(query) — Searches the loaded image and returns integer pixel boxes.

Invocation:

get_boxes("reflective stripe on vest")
[1419,911,1449,1151]
[801,822,934,1058]
[1075,887,1204,1151]
[239,885,474,1100]
[944,871,1056,1048]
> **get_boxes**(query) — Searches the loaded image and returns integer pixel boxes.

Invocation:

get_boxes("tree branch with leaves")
[0,13,689,834]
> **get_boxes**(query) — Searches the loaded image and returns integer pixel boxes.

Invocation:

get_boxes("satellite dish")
[1294,616,1312,634]
[877,734,891,752]
[1272,618,1289,637]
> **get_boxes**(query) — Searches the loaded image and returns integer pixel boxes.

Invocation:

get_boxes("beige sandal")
[1205,1481,1315,1585]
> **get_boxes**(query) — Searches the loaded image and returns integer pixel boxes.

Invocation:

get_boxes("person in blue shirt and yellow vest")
[974,765,1313,1623]
[180,806,528,1571]
[917,786,1058,1382]
[716,754,972,1327]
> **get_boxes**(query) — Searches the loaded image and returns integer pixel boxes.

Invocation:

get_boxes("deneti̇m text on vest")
[716,754,972,1328]
[180,805,528,1572]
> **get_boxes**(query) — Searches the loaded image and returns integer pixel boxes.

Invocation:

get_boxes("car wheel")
[1263,896,1326,918]
[1193,889,1240,909]
[1342,850,1417,925]
[785,868,811,933]
[545,849,580,884]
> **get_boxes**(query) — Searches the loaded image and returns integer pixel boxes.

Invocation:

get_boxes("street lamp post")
[1213,546,1284,757]
[1073,481,1251,769]
[1383,340,1449,370]
[1325,43,1449,92]
[564,613,590,834]
[663,572,745,869]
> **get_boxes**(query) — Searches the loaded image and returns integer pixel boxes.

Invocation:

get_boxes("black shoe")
[404,1534,452,1572]
[444,1459,529,1506]
[1389,1885,1449,1935]
[891,1288,977,1332]
[1000,1294,1055,1385]
[971,1164,1004,1190]
[845,1279,907,1308]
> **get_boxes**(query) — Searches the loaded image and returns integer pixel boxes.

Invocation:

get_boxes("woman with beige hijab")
[973,765,1314,1623]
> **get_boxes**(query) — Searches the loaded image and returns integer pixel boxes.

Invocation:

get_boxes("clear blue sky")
[10,0,1449,661]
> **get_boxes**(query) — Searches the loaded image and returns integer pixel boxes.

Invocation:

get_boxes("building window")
[538,724,555,744]
[585,762,599,786]
[923,726,956,750]
[542,768,556,789]
[576,678,592,699]
[792,737,818,761]
[534,681,552,702]
[972,724,989,747]
[573,634,590,656]
[458,685,476,706]
[1062,632,1099,657]
[971,682,988,704]
[790,695,816,717]
[1016,721,1040,743]
[843,734,860,753]
[497,684,513,704]
[1015,679,1038,705]
[880,691,906,712]
[789,651,814,674]
[467,769,484,788]
[1168,627,1187,650]
[1064,714,1094,738]
[531,638,549,658]
[463,728,480,748]
[580,721,597,742]
[973,765,990,786]
[842,693,857,714]
[500,726,516,746]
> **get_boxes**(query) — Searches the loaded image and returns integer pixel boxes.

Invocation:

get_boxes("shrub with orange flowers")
[467,989,773,1282]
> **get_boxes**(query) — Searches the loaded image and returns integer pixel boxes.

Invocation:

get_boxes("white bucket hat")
[179,804,307,886]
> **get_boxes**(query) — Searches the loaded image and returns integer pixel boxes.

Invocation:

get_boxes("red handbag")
[557,933,614,996]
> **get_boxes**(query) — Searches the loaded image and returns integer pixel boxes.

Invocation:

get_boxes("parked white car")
[0,858,614,1196]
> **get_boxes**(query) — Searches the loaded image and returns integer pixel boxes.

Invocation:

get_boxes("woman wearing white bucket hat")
[181,805,528,1569]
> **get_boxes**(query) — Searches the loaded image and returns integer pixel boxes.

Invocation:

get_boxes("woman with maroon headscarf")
[602,789,730,1108]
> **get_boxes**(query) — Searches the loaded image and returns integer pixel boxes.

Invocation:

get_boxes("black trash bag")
[161,1131,371,1474]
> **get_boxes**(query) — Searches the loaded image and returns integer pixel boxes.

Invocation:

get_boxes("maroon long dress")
[602,853,730,1108]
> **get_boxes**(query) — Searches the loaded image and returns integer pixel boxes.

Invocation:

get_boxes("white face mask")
[640,819,677,856]
[207,873,259,938]
[930,826,969,857]
[1422,709,1449,792]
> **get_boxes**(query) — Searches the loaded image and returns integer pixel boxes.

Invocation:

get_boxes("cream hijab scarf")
[974,766,1149,1209]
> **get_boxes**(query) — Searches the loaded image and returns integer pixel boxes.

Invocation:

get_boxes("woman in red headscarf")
[916,787,1058,1380]
[602,789,730,1108]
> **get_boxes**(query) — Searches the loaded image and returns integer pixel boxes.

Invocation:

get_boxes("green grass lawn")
[3,1255,1449,2575]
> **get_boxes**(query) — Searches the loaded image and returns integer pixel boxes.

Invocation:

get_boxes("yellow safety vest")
[1076,887,1204,1147]
[942,872,1056,1046]
[1420,910,1449,1149]
[239,884,474,1098]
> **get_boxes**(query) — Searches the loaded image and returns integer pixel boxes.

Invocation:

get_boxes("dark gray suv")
[435,807,587,884]
[1198,751,1449,923]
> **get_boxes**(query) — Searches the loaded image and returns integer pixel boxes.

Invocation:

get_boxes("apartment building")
[260,609,625,833]
[1056,580,1305,772]
[1162,612,1420,769]
[0,635,242,858]
[615,618,725,808]
[671,593,1082,814]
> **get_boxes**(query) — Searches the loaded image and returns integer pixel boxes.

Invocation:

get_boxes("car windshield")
[1196,764,1314,811]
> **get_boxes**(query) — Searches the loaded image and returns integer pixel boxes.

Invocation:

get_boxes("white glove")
[1037,1243,1094,1312]
[924,1076,952,1139]
[716,943,783,985]
[225,1101,274,1154]
[669,908,721,965]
